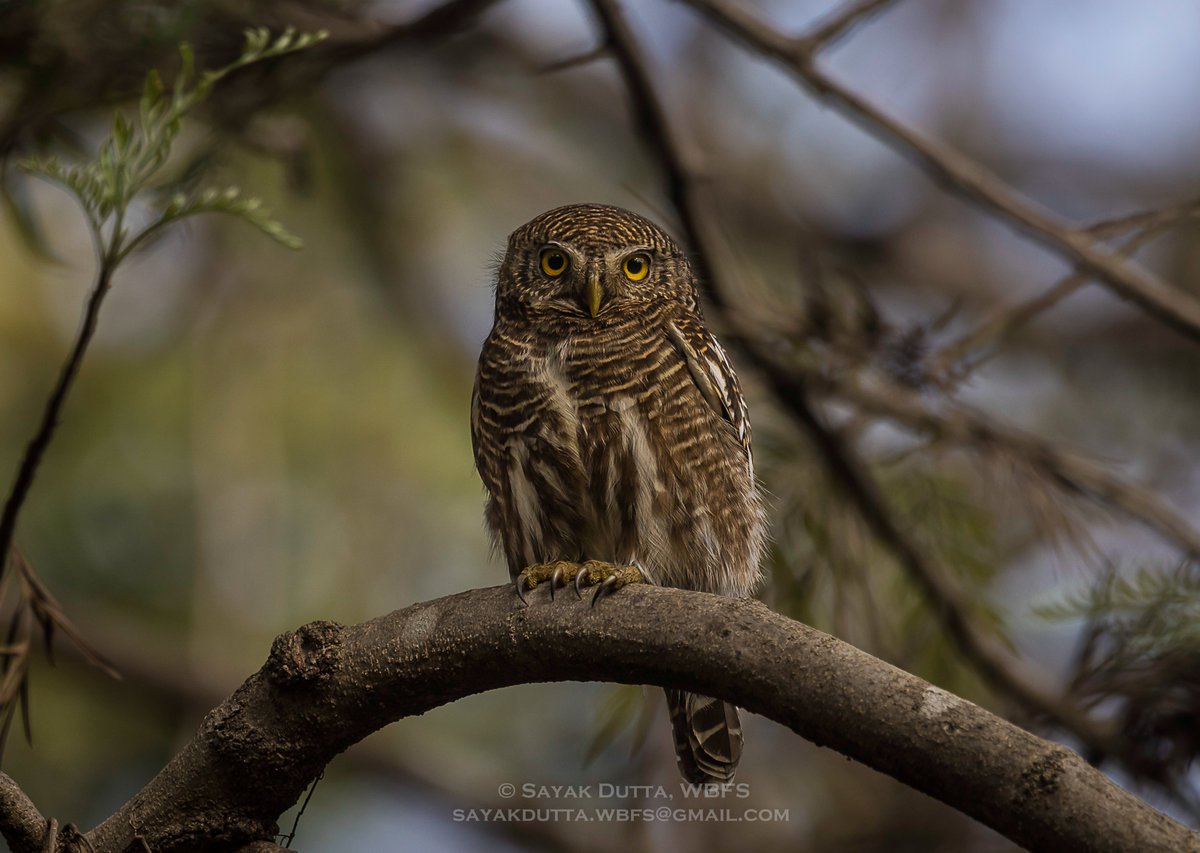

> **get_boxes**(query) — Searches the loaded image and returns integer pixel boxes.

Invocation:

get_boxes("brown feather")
[666,689,743,784]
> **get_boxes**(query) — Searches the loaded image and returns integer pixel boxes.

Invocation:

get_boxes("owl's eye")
[540,248,569,277]
[622,253,650,282]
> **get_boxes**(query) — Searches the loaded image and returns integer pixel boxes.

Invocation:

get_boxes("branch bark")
[0,772,47,853]
[8,585,1184,853]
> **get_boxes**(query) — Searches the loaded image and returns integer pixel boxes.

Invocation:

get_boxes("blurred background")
[1,0,1198,850]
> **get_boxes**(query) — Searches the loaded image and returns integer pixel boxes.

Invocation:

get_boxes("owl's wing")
[667,316,753,475]
[470,362,500,494]
[470,371,484,471]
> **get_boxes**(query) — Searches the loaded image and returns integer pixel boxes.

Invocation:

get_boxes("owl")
[471,203,766,784]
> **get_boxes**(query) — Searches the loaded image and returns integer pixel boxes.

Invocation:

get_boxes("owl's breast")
[477,321,758,588]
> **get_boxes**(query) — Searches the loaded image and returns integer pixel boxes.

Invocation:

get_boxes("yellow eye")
[622,253,650,282]
[540,248,569,277]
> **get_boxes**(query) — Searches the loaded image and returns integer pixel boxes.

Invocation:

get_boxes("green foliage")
[1035,562,1200,656]
[20,27,327,263]
[0,23,327,763]
[1038,563,1200,787]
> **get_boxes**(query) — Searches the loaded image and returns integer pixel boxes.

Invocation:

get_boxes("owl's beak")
[585,269,603,318]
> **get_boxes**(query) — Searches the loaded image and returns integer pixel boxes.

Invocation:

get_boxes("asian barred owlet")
[471,203,766,784]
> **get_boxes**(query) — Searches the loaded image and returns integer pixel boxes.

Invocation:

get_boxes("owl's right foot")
[514,561,585,605]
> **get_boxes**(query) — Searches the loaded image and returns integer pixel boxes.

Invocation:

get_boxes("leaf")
[112,112,131,153]
[174,42,195,101]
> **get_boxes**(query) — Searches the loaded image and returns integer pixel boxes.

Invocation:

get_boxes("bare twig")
[81,585,1200,853]
[11,549,119,679]
[0,265,114,573]
[299,0,505,78]
[277,770,322,849]
[585,0,733,306]
[0,253,121,754]
[679,0,1200,343]
[799,0,901,52]
[541,41,612,74]
[587,0,1112,748]
[1087,201,1200,241]
[931,200,1200,380]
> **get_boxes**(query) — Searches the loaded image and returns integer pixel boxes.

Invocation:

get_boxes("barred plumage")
[471,203,766,783]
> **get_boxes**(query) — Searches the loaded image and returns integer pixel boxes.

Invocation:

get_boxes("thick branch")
[0,772,47,853]
[49,610,576,852]
[78,586,1197,853]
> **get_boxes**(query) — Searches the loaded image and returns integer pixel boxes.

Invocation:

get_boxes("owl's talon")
[591,575,620,607]
[574,562,644,606]
[549,565,565,600]
[573,564,590,599]
[515,575,531,606]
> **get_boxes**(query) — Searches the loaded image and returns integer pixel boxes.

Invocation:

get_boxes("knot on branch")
[60,824,93,853]
[1016,747,1069,805]
[267,620,344,687]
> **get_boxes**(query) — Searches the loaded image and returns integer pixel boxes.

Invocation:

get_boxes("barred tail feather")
[665,689,743,784]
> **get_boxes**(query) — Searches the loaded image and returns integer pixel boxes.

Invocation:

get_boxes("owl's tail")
[665,689,743,784]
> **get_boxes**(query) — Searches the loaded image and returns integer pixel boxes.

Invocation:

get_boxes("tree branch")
[0,772,48,853]
[49,608,579,853]
[50,585,1198,852]
[930,200,1200,381]
[319,0,503,65]
[799,0,899,51]
[0,264,114,572]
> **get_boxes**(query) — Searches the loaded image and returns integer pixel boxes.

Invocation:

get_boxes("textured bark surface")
[4,585,1195,852]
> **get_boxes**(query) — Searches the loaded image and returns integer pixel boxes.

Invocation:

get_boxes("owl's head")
[495,203,699,323]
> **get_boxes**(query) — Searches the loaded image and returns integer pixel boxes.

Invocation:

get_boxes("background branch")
[930,200,1200,380]
[819,373,1200,560]
[680,0,1200,343]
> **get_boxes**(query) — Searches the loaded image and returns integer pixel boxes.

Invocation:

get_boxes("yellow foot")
[515,560,583,605]
[514,560,644,606]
